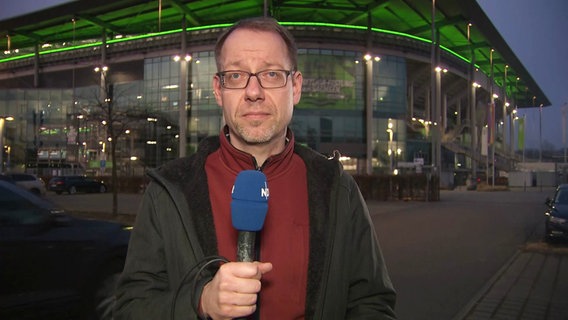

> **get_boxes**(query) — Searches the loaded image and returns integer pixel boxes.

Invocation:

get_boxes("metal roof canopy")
[0,0,550,108]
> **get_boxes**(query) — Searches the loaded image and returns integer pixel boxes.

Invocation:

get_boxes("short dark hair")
[214,17,298,72]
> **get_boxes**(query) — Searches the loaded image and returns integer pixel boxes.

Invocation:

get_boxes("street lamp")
[562,102,568,163]
[0,115,15,173]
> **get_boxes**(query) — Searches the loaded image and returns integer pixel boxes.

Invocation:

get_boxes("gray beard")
[235,122,277,145]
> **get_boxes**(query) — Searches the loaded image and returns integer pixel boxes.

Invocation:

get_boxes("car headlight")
[550,216,567,224]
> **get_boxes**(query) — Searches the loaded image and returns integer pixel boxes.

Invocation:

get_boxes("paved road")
[45,187,566,320]
[369,188,558,320]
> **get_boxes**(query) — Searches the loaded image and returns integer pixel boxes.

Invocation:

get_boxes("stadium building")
[0,0,550,188]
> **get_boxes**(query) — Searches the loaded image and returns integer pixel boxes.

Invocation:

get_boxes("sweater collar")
[218,125,296,175]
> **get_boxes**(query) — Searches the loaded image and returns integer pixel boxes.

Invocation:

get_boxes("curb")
[451,250,521,320]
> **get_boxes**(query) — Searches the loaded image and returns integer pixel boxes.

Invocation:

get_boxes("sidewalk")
[454,241,568,320]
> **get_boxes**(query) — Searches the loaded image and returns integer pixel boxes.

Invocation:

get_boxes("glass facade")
[0,47,409,175]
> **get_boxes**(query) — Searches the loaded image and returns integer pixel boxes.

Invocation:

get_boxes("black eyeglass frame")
[216,69,294,89]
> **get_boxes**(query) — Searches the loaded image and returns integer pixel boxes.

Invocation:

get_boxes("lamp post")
[539,103,543,163]
[562,102,568,164]
[0,116,15,173]
[387,120,394,173]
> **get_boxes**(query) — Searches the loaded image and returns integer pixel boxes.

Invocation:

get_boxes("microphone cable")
[170,255,229,320]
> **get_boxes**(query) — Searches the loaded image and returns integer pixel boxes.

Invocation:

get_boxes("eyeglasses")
[217,69,293,89]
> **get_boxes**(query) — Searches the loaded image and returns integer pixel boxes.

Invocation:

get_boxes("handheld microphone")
[231,170,269,262]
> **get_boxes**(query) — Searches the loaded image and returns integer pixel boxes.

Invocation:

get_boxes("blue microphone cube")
[231,170,269,232]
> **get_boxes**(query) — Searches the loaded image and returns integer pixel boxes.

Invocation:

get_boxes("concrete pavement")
[453,235,568,320]
[45,189,568,319]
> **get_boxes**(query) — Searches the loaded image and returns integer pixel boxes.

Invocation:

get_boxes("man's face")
[213,28,302,149]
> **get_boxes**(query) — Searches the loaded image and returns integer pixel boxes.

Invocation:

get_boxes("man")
[114,16,396,319]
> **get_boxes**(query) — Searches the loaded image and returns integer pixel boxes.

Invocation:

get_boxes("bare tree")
[88,75,148,216]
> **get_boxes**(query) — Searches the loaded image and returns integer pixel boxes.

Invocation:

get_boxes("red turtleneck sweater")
[205,129,309,319]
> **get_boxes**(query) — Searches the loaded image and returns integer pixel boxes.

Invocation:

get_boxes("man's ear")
[213,75,223,107]
[293,71,303,105]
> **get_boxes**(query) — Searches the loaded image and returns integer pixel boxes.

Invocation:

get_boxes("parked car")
[544,184,568,242]
[0,180,131,319]
[48,175,107,195]
[0,174,15,183]
[3,173,46,196]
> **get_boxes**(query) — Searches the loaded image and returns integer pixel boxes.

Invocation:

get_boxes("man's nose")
[245,75,263,98]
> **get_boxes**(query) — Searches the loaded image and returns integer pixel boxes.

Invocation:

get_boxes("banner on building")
[481,126,488,156]
[517,116,525,150]
[487,102,495,145]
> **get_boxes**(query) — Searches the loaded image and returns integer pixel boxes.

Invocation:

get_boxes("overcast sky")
[0,0,73,20]
[477,0,568,150]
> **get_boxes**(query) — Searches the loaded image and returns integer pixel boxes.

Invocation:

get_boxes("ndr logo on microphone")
[260,182,269,199]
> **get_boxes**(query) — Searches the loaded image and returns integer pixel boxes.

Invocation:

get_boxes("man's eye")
[266,71,278,78]
[229,73,242,80]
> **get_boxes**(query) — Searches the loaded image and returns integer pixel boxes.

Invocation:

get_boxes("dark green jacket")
[114,136,396,319]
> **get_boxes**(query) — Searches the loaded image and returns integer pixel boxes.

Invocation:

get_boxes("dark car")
[0,180,131,319]
[48,175,107,195]
[0,174,15,183]
[544,184,568,242]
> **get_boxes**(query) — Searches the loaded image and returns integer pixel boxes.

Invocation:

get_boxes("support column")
[456,99,461,127]
[442,93,447,130]
[365,56,373,175]
[430,0,441,178]
[408,83,414,119]
[179,17,188,158]
[0,118,4,173]
[34,44,39,88]
[364,12,374,175]
[99,30,107,103]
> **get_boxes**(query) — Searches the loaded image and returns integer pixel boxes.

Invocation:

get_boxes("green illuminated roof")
[0,0,550,107]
